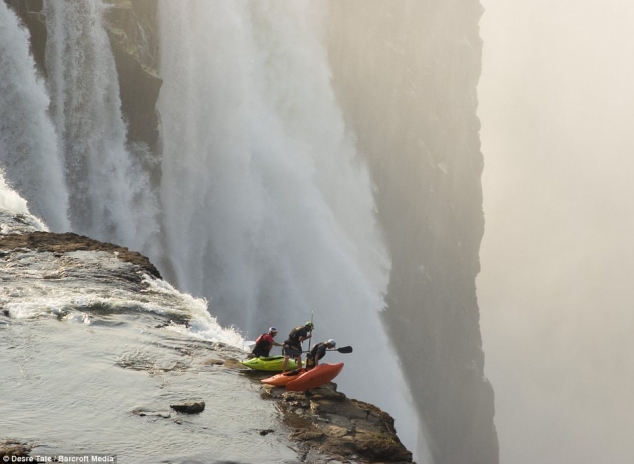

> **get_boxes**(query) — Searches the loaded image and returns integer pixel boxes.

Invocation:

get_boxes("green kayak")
[239,356,299,372]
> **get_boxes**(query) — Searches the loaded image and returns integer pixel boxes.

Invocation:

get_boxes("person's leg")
[283,347,300,372]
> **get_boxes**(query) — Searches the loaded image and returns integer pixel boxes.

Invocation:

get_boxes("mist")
[477,1,634,463]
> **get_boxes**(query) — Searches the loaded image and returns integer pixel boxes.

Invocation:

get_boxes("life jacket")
[255,333,272,348]
[305,356,316,370]
[288,326,306,344]
[307,342,326,361]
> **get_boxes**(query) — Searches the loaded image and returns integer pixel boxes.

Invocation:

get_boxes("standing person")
[251,327,283,358]
[281,321,314,372]
[305,339,336,371]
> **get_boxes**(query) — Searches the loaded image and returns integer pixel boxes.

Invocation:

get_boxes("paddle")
[303,345,353,354]
[307,310,314,352]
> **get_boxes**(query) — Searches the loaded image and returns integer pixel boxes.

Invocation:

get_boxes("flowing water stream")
[0,197,296,463]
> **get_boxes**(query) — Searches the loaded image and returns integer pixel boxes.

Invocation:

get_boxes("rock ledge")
[262,381,414,463]
[0,231,161,279]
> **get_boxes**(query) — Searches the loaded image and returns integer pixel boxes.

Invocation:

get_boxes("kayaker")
[305,339,336,371]
[281,321,314,372]
[251,327,283,358]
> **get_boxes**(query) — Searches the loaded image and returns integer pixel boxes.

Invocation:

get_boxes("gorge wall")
[325,2,498,463]
[4,1,499,463]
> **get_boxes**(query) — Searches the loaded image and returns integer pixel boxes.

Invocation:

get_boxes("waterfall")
[0,1,69,231]
[158,0,424,455]
[158,0,389,332]
[43,0,158,254]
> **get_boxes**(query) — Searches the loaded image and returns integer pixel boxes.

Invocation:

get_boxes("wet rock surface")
[0,439,32,459]
[260,381,414,463]
[169,401,206,414]
[0,231,161,278]
[0,228,414,463]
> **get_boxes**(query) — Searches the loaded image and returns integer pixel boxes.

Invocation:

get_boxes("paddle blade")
[304,345,353,354]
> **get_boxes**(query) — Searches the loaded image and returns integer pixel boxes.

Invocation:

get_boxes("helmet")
[268,327,278,334]
[305,322,314,329]
[327,339,336,348]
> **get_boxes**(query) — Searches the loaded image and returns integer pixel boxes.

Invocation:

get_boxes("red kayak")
[261,368,306,387]
[285,363,344,392]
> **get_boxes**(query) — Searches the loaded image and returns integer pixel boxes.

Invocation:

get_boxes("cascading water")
[158,0,389,328]
[0,1,69,231]
[43,0,159,255]
[158,0,426,456]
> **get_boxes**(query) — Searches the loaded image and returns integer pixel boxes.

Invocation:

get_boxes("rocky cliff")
[326,2,498,463]
[101,0,162,158]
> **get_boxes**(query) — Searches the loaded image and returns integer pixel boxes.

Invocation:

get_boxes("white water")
[158,0,423,456]
[0,222,294,462]
[43,0,159,255]
[0,1,69,231]
[0,172,48,234]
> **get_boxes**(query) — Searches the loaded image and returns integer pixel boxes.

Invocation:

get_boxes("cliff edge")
[0,226,413,463]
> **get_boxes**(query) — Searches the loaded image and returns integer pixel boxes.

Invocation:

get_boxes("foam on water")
[0,247,244,348]
[0,173,49,233]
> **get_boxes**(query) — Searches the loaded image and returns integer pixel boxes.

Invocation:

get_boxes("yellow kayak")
[239,356,299,372]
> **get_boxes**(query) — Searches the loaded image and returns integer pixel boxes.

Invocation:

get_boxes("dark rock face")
[0,440,32,460]
[4,0,47,73]
[262,382,414,463]
[170,401,206,414]
[326,1,498,463]
[103,0,163,158]
[0,231,161,278]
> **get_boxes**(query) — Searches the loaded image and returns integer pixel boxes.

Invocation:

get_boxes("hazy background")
[477,1,634,463]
